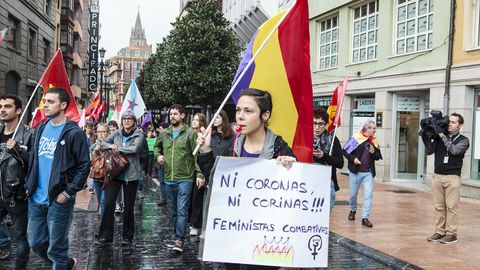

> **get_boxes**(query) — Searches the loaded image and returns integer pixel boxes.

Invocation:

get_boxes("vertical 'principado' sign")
[88,0,99,92]
[200,157,331,268]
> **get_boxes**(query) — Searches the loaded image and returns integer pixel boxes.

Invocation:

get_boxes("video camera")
[418,110,449,142]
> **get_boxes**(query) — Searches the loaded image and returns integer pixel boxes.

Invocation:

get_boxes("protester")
[0,94,34,269]
[94,110,144,246]
[145,131,156,179]
[25,87,90,269]
[89,123,111,216]
[156,123,169,207]
[84,120,97,145]
[424,113,469,244]
[108,120,124,214]
[313,108,344,213]
[343,120,382,227]
[189,110,234,237]
[191,113,206,133]
[154,104,205,253]
[197,88,296,270]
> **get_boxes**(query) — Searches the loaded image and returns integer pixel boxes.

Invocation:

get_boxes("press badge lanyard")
[444,133,461,163]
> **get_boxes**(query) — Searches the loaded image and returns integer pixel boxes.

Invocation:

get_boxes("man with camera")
[0,94,33,269]
[424,113,469,244]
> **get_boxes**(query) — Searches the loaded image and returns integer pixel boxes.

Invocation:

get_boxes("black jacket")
[425,133,469,176]
[0,122,33,203]
[343,140,382,177]
[313,136,344,191]
[25,119,90,202]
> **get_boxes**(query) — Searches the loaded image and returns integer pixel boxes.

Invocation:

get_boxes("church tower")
[130,8,147,46]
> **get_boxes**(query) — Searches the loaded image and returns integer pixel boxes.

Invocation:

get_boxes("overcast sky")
[99,0,279,59]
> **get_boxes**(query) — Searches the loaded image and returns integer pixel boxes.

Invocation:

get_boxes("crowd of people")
[0,86,470,269]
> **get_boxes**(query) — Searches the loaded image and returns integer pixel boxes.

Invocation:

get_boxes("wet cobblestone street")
[2,179,391,269]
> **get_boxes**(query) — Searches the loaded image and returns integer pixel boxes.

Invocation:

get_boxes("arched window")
[5,70,20,96]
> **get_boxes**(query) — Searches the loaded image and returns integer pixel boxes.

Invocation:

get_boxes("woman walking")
[94,110,145,246]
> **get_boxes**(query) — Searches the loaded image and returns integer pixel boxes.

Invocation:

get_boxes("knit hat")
[121,109,136,120]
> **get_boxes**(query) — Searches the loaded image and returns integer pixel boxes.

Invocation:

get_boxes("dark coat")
[25,119,90,202]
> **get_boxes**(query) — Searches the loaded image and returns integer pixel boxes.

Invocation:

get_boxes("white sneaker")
[189,227,199,236]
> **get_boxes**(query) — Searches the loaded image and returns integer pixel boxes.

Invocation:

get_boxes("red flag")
[85,95,100,117]
[327,76,348,132]
[32,49,80,128]
[92,100,106,122]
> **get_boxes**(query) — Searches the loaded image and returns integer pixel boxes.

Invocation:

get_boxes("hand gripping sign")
[199,157,331,268]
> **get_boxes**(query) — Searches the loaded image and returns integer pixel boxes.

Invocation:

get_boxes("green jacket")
[154,125,204,181]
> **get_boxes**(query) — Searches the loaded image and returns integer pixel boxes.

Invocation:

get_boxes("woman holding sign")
[197,88,296,270]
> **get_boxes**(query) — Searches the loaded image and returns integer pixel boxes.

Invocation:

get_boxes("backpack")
[89,149,107,181]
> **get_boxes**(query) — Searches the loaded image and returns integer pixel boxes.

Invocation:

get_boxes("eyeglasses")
[97,130,108,133]
[122,118,134,121]
[314,121,326,127]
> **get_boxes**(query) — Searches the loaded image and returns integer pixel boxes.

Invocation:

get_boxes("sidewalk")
[330,174,480,270]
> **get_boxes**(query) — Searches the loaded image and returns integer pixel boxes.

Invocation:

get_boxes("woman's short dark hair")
[212,110,233,139]
[108,120,119,129]
[314,108,329,123]
[238,88,272,124]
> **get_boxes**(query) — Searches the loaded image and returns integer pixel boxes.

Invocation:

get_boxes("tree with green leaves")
[138,0,241,109]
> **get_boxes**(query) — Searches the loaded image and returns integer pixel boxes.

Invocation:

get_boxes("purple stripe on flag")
[343,137,360,154]
[231,31,258,103]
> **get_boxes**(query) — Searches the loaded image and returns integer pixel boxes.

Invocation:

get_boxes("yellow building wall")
[453,0,480,65]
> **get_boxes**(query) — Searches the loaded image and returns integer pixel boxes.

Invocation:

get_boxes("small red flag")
[32,49,80,128]
[92,100,106,122]
[326,76,348,132]
[85,95,100,118]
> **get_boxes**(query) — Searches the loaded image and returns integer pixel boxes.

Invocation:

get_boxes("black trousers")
[189,185,205,228]
[0,200,29,269]
[98,179,138,241]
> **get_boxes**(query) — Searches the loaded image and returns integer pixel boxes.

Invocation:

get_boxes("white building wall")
[223,0,260,23]
[278,0,294,11]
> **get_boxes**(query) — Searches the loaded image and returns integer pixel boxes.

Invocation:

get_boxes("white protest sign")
[201,157,331,268]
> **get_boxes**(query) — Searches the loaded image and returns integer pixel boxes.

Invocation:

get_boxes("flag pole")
[329,124,338,156]
[192,2,297,155]
[13,80,42,138]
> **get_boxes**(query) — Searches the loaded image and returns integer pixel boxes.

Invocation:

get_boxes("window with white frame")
[352,1,379,63]
[395,0,433,55]
[318,16,339,70]
[475,0,480,47]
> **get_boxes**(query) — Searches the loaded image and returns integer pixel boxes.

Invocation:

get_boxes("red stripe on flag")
[278,0,313,163]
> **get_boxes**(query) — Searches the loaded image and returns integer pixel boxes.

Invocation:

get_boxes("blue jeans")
[348,171,374,219]
[0,219,9,246]
[166,181,193,242]
[92,180,105,216]
[27,198,75,270]
[330,181,336,214]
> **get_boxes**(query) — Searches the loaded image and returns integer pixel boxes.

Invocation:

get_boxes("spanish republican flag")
[231,0,313,162]
[326,76,348,132]
[31,49,80,128]
[85,94,100,119]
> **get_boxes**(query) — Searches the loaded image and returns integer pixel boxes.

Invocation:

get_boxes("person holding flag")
[313,108,344,213]
[343,119,382,228]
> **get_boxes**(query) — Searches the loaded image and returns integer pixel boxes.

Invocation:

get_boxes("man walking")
[343,120,382,227]
[0,94,33,269]
[424,113,469,244]
[154,104,204,253]
[25,87,90,269]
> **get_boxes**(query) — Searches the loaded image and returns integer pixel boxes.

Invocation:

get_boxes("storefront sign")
[351,111,374,134]
[397,95,420,112]
[353,97,375,112]
[88,1,99,92]
[376,112,383,128]
[314,96,332,108]
[201,157,331,268]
